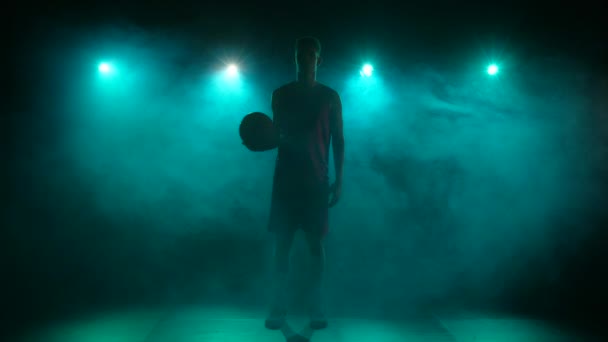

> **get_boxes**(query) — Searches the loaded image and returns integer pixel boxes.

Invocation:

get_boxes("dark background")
[7,0,608,340]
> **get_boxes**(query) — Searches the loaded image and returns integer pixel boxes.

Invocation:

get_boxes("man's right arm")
[271,90,281,145]
[272,89,289,146]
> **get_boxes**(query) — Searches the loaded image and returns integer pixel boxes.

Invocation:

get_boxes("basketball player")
[265,36,344,330]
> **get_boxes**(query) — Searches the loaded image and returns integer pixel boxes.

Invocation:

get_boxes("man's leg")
[266,227,296,330]
[305,228,327,329]
[274,227,297,274]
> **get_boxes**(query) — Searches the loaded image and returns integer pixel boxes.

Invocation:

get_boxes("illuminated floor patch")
[435,310,591,342]
[17,308,164,342]
[144,307,453,342]
[16,306,593,342]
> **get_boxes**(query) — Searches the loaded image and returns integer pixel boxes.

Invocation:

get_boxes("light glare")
[360,64,374,77]
[98,63,111,74]
[227,64,238,77]
[487,64,499,76]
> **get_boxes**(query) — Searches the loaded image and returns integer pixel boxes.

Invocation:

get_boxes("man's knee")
[275,228,295,249]
[305,231,324,256]
[273,228,295,272]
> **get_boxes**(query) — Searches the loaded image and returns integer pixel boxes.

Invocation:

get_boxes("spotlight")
[227,64,238,77]
[98,62,112,74]
[487,64,499,76]
[360,64,374,77]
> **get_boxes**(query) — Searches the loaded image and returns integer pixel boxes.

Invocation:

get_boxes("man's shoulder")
[316,82,335,91]
[317,83,340,100]
[273,81,297,95]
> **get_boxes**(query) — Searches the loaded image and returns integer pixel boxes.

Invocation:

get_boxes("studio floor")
[15,304,601,342]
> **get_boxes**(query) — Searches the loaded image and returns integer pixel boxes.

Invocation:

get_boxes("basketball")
[239,112,279,152]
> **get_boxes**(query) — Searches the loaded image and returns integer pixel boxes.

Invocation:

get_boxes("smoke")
[332,58,604,313]
[11,22,607,318]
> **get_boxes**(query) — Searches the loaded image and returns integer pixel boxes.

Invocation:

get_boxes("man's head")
[295,36,322,74]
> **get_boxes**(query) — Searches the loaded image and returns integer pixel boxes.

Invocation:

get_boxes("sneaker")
[265,307,287,330]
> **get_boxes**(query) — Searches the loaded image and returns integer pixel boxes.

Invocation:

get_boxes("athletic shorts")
[268,178,329,237]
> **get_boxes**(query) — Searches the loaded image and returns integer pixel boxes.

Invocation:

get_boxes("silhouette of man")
[265,36,344,330]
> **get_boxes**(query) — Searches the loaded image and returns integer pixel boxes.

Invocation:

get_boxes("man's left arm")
[330,91,344,203]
